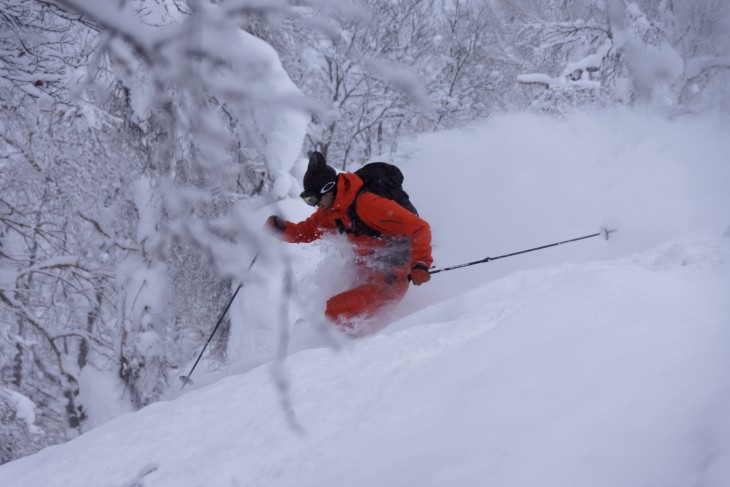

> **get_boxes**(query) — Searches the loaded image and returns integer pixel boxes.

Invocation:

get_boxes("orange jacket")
[282,173,432,271]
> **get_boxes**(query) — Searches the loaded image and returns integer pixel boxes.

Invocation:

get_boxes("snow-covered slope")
[1,110,729,487]
[0,232,728,487]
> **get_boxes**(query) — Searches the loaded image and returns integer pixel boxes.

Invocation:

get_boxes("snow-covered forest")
[1,0,729,475]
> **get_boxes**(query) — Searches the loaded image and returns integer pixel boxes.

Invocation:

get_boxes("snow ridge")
[1,231,728,487]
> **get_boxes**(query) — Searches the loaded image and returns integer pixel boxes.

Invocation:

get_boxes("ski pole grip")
[408,263,431,284]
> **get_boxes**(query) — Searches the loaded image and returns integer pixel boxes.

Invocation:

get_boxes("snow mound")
[1,231,728,487]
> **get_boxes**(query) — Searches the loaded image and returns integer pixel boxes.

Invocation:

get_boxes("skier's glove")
[265,215,286,233]
[409,262,431,286]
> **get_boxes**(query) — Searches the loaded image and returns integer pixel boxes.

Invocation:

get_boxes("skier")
[266,151,433,334]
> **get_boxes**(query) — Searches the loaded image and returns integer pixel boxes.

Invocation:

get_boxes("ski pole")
[179,252,258,389]
[429,227,617,275]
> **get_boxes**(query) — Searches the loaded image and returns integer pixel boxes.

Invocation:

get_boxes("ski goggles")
[300,180,336,206]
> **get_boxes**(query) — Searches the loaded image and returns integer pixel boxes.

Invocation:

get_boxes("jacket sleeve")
[281,209,333,243]
[356,193,433,268]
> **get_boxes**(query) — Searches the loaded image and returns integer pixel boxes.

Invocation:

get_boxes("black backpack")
[336,162,419,238]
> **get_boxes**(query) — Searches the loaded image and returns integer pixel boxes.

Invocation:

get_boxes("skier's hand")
[265,215,286,233]
[409,262,431,286]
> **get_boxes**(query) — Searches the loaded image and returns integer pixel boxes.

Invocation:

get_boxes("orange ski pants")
[325,267,410,330]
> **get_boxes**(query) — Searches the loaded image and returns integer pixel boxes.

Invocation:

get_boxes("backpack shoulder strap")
[341,190,384,239]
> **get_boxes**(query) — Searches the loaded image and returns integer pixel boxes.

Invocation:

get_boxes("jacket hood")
[330,173,363,213]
